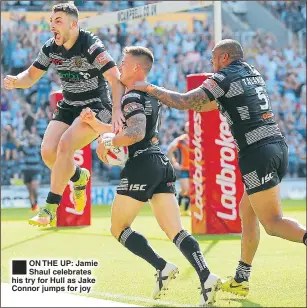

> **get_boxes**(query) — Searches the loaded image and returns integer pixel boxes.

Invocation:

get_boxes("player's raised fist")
[96,136,110,163]
[80,107,96,124]
[4,75,18,90]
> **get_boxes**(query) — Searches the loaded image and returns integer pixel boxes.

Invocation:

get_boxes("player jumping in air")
[128,39,307,297]
[80,46,221,307]
[167,122,191,216]
[3,3,125,227]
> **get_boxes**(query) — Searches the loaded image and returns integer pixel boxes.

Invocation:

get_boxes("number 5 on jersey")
[255,86,270,110]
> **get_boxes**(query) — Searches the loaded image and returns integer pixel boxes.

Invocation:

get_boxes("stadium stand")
[1,1,306,185]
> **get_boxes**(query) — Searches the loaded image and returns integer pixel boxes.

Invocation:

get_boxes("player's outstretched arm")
[4,65,46,90]
[128,82,218,113]
[79,107,112,134]
[112,113,146,147]
[103,66,126,132]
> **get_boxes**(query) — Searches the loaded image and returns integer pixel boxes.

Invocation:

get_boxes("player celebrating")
[3,3,125,227]
[167,122,191,216]
[128,39,307,297]
[80,46,221,306]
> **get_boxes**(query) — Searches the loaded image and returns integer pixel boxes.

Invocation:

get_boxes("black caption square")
[12,260,27,275]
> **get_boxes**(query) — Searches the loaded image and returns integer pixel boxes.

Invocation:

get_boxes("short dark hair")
[52,3,79,19]
[214,39,244,61]
[123,46,154,73]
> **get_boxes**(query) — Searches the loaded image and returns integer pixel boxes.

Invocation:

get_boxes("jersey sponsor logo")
[58,71,90,81]
[79,72,91,80]
[215,112,238,221]
[50,58,63,65]
[122,93,141,102]
[261,172,273,185]
[123,102,144,116]
[88,41,103,55]
[96,51,113,66]
[261,112,274,120]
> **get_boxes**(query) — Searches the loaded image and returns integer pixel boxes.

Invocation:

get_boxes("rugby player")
[3,3,125,227]
[80,46,221,306]
[167,122,191,216]
[128,39,307,297]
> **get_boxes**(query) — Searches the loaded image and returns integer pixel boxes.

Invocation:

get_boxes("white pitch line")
[1,283,141,307]
[90,290,194,307]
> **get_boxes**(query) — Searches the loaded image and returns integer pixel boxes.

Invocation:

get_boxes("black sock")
[118,227,167,270]
[303,233,307,246]
[234,261,251,283]
[46,192,62,205]
[178,194,183,207]
[173,230,210,282]
[70,166,82,182]
[184,196,190,211]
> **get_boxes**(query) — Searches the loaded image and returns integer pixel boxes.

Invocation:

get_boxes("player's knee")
[41,144,57,167]
[110,224,128,239]
[57,135,74,155]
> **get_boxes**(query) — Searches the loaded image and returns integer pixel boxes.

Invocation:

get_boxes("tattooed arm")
[146,84,217,112]
[112,113,146,147]
[128,81,218,112]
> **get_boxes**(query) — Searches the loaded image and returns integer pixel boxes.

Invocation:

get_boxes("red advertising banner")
[187,74,243,234]
[49,91,91,227]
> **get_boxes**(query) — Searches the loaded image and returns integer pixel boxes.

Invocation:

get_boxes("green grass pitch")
[1,200,306,307]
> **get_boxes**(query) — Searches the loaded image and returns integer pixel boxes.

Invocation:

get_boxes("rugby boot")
[221,276,249,297]
[73,168,90,213]
[152,262,179,300]
[28,203,57,227]
[199,273,221,307]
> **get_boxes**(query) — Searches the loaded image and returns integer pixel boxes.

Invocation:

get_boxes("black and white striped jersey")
[33,29,116,107]
[19,144,41,172]
[121,90,163,158]
[200,60,284,157]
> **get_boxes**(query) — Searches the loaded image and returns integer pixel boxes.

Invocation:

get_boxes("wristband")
[101,137,113,150]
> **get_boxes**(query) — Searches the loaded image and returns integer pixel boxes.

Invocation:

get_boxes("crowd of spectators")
[1,1,160,12]
[262,0,306,33]
[1,1,306,186]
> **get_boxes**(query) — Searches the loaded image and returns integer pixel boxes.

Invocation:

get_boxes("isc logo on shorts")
[261,172,273,185]
[129,184,147,191]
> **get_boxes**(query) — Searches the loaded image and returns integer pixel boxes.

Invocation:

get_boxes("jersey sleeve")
[199,72,230,101]
[85,33,116,74]
[32,39,52,71]
[121,92,145,120]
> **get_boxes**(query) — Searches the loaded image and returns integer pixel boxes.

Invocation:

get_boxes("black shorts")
[117,153,177,202]
[23,170,41,184]
[52,100,112,126]
[239,141,288,195]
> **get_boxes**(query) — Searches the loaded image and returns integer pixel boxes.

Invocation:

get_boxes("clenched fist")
[3,75,18,90]
[80,107,96,124]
